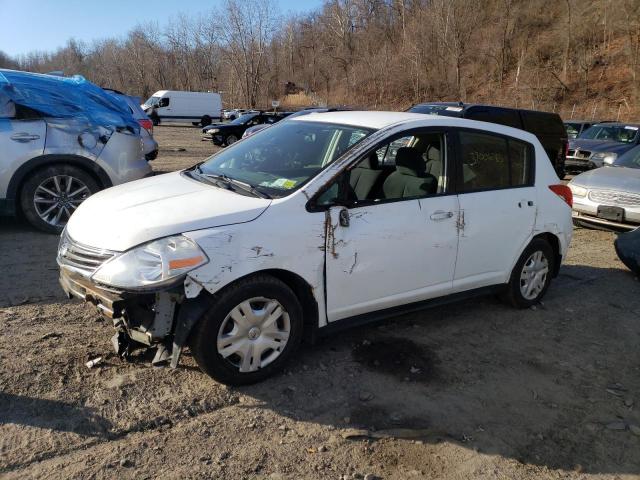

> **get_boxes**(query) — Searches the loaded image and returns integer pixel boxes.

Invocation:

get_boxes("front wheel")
[190,275,303,385]
[20,164,99,234]
[225,134,238,146]
[501,238,555,309]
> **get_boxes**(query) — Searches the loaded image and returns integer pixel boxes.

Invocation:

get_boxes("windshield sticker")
[260,178,297,189]
[625,126,638,130]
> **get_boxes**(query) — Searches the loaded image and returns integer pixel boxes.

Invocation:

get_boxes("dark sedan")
[202,112,284,146]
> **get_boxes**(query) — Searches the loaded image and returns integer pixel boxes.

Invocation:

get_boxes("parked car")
[564,120,608,139]
[241,111,296,138]
[223,108,248,121]
[58,111,572,385]
[0,69,151,233]
[142,90,222,127]
[104,88,158,161]
[202,111,282,146]
[242,108,347,138]
[566,122,640,172]
[569,144,640,230]
[407,102,568,177]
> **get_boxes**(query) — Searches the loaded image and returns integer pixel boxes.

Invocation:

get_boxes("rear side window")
[465,107,521,129]
[522,111,565,135]
[458,130,532,192]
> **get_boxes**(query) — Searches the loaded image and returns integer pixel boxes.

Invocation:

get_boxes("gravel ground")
[1,125,640,479]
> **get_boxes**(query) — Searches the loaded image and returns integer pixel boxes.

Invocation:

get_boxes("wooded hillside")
[2,0,640,121]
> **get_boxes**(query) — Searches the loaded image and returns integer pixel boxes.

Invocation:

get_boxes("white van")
[142,90,222,127]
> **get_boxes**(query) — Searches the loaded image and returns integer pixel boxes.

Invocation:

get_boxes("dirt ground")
[1,125,640,480]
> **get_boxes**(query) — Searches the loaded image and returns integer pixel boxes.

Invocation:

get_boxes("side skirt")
[317,284,506,338]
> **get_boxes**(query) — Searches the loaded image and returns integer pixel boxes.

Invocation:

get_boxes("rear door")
[452,128,536,291]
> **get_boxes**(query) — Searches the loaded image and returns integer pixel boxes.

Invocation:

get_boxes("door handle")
[338,207,350,227]
[10,132,40,142]
[430,210,454,221]
[518,199,535,208]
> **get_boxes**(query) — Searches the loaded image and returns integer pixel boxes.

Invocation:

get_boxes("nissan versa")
[57,111,573,385]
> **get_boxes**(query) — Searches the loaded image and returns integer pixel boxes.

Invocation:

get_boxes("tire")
[225,134,238,146]
[501,238,555,309]
[190,275,304,385]
[20,164,100,234]
[200,115,212,127]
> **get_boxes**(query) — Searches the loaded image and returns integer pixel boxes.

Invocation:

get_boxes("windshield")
[144,96,160,107]
[197,120,372,198]
[230,113,258,125]
[580,125,638,143]
[613,145,640,169]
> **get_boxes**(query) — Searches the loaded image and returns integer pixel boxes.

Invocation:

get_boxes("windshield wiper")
[201,173,272,199]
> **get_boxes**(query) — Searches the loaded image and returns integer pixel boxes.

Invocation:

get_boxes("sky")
[0,0,324,57]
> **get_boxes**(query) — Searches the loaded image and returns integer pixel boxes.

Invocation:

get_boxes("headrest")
[426,145,441,162]
[395,147,425,176]
[364,151,380,169]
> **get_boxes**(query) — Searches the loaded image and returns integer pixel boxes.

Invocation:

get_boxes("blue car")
[567,122,640,171]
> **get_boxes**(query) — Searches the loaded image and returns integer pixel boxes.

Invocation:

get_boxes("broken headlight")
[91,235,208,290]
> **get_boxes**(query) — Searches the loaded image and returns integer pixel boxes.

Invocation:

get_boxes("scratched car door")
[323,129,460,323]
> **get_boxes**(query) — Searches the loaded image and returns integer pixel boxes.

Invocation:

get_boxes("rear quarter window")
[458,130,534,192]
[465,107,521,129]
[522,111,565,136]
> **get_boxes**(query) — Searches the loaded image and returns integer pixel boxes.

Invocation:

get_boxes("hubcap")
[520,250,549,300]
[33,175,90,227]
[216,297,290,373]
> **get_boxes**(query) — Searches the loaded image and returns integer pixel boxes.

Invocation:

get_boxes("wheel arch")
[186,268,320,346]
[532,232,562,277]
[8,154,112,207]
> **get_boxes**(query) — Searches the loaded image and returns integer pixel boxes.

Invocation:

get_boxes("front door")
[323,129,460,322]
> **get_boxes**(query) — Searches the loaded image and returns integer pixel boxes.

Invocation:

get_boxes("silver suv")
[0,69,152,233]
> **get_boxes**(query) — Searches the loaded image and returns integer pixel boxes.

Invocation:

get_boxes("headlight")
[91,235,208,290]
[208,128,219,134]
[568,184,587,197]
[591,152,617,165]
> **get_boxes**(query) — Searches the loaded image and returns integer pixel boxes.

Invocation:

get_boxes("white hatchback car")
[58,111,573,385]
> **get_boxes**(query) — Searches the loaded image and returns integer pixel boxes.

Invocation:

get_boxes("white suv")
[0,69,152,233]
[57,111,573,385]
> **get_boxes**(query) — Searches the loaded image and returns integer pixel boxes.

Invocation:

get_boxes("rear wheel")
[190,275,303,385]
[501,238,555,308]
[225,134,238,146]
[20,165,99,234]
[200,115,212,127]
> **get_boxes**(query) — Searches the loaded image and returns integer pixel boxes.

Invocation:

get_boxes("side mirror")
[0,97,16,119]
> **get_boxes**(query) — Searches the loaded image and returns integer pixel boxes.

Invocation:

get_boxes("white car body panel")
[324,196,459,321]
[64,112,572,332]
[66,171,270,252]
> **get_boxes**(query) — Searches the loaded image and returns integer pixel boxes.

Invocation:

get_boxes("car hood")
[569,138,633,154]
[571,166,640,193]
[66,171,271,251]
[202,122,230,133]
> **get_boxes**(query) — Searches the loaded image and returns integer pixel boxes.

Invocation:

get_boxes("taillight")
[138,118,153,134]
[549,184,573,207]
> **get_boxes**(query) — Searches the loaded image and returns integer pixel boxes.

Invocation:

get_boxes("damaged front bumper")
[59,267,207,368]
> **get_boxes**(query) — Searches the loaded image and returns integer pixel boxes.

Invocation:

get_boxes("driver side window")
[348,132,447,203]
